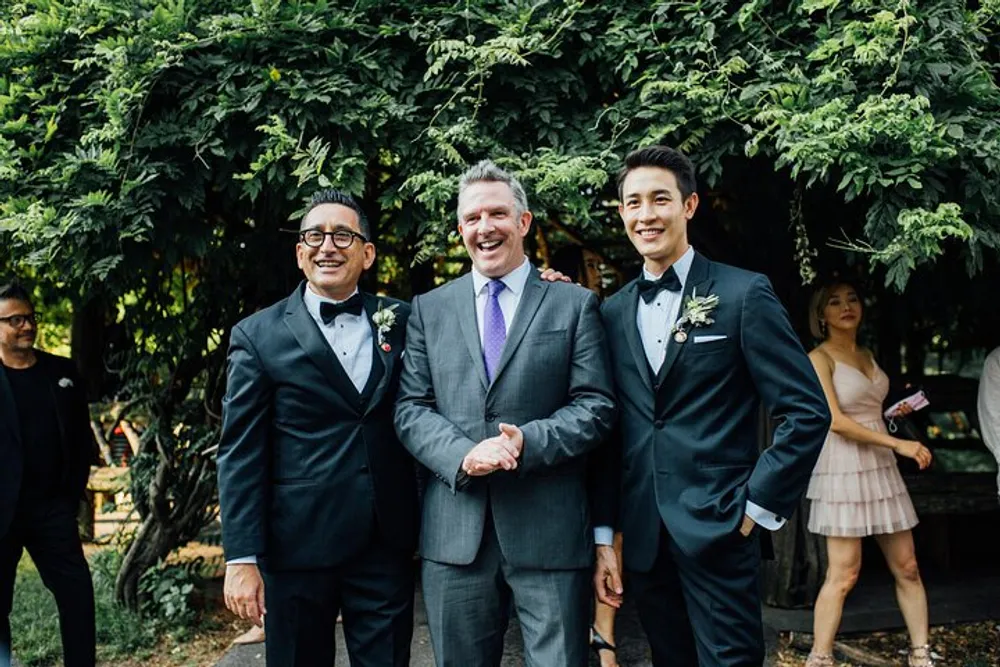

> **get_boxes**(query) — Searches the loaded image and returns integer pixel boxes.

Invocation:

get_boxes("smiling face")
[296,203,375,300]
[822,284,863,335]
[457,180,532,278]
[619,166,698,275]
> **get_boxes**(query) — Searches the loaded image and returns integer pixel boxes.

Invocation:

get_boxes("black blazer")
[594,252,831,570]
[216,283,418,571]
[0,351,97,536]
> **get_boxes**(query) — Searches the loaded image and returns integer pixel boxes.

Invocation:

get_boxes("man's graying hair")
[456,160,530,222]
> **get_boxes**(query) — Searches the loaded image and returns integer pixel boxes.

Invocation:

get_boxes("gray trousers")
[422,515,590,667]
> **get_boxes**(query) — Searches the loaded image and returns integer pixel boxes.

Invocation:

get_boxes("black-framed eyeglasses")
[0,313,39,328]
[284,228,369,249]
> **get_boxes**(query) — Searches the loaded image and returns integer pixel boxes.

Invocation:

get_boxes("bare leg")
[810,536,862,656]
[874,530,929,648]
[592,532,623,667]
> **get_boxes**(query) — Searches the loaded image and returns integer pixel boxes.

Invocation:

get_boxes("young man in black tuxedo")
[217,189,417,666]
[1,282,98,667]
[592,147,831,667]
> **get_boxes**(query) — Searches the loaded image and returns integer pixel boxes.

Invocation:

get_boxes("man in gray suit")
[394,160,617,667]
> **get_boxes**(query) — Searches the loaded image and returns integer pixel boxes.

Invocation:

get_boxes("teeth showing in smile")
[478,240,502,251]
[637,229,663,238]
[316,260,344,268]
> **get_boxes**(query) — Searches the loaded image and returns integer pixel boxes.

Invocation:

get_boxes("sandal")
[804,653,835,667]
[908,645,935,667]
[590,625,618,664]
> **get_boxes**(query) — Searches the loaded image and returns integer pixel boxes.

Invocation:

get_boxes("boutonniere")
[671,289,720,343]
[57,377,74,388]
[372,301,400,352]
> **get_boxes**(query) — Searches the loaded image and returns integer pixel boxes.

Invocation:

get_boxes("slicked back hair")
[0,281,32,307]
[302,188,371,240]
[456,160,530,223]
[617,145,697,201]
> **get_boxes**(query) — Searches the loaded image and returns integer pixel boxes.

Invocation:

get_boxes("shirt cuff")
[227,555,258,565]
[594,526,615,546]
[745,501,785,531]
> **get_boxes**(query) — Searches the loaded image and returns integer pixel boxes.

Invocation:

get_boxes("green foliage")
[10,549,157,666]
[138,558,203,632]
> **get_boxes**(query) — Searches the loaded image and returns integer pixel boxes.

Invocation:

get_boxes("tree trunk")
[115,515,176,610]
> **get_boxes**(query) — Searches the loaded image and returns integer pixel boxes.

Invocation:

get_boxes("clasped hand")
[462,423,523,476]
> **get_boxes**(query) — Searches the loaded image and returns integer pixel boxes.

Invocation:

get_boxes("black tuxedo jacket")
[595,252,831,570]
[0,351,97,536]
[216,283,417,571]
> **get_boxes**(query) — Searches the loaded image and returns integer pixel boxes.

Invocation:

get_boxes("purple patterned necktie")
[483,279,507,383]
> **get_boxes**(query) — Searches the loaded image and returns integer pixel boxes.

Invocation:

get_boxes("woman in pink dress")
[804,281,934,667]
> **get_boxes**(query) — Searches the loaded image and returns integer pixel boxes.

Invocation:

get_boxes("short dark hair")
[0,281,32,306]
[616,145,697,201]
[302,188,371,240]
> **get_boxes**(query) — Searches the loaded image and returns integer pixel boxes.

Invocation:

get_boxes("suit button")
[485,412,498,422]
[654,419,664,429]
[359,465,369,473]
[653,382,660,391]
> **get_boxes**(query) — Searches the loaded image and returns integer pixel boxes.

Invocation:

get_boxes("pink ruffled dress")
[806,361,919,537]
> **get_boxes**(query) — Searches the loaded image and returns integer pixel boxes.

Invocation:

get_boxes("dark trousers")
[0,498,95,667]
[261,534,414,667]
[628,523,764,667]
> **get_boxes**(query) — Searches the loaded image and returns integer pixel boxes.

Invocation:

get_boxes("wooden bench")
[78,465,131,542]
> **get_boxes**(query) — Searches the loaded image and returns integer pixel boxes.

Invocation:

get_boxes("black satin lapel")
[620,281,653,393]
[0,364,21,450]
[456,275,489,390]
[490,270,546,386]
[655,254,714,388]
[283,287,362,407]
[362,293,392,413]
[40,356,71,463]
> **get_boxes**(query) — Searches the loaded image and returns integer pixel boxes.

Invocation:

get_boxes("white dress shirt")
[303,285,373,393]
[227,285,374,565]
[471,257,532,346]
[594,247,783,547]
[978,346,1000,498]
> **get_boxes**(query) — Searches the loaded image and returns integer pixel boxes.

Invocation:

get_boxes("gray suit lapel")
[655,253,714,388]
[283,284,362,408]
[455,274,490,390]
[0,364,21,450]
[491,268,546,387]
[620,279,654,393]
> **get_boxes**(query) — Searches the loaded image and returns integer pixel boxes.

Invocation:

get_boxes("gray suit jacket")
[394,268,616,569]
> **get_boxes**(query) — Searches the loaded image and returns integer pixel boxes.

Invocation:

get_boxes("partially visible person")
[978,345,1000,500]
[550,244,606,298]
[804,280,935,667]
[0,281,98,667]
[551,244,620,667]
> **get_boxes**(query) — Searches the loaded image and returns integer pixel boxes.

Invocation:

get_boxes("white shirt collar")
[471,256,532,296]
[642,246,695,286]
[303,283,361,320]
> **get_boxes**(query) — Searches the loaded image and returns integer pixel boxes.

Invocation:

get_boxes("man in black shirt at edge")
[0,281,97,667]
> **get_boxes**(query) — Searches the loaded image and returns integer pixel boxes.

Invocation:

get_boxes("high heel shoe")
[590,625,618,666]
[908,645,935,667]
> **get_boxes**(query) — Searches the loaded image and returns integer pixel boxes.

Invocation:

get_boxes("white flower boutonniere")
[372,301,400,352]
[58,377,74,389]
[672,289,720,343]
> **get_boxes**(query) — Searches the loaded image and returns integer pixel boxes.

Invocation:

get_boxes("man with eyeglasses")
[1,282,98,667]
[216,189,418,666]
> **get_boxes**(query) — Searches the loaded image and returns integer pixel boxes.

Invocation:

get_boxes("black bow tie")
[637,267,682,304]
[320,294,364,324]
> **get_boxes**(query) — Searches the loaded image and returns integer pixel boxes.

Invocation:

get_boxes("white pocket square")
[58,377,74,388]
[692,334,727,344]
